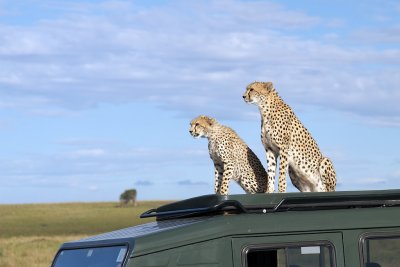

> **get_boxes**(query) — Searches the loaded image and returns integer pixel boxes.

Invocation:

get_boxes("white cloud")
[177,179,209,186]
[135,180,153,186]
[71,148,106,158]
[352,26,400,44]
[0,144,210,189]
[358,178,388,184]
[363,116,400,128]
[0,0,399,125]
[88,185,99,191]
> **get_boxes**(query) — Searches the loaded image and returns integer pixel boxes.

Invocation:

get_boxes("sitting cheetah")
[243,81,336,192]
[189,115,268,195]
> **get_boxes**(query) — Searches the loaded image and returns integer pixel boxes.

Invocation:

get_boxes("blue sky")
[0,0,399,203]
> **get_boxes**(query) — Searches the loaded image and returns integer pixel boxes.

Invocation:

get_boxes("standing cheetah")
[243,81,336,192]
[189,115,268,195]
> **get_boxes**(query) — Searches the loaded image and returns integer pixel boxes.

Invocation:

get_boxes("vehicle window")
[53,245,128,267]
[363,236,400,267]
[247,244,334,267]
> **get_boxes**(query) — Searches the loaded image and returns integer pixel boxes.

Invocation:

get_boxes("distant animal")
[243,81,336,192]
[189,115,268,195]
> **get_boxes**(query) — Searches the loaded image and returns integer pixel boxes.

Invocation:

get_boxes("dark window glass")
[53,245,128,267]
[247,244,334,267]
[363,236,400,267]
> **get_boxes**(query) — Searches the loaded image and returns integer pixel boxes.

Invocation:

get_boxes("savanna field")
[0,201,170,267]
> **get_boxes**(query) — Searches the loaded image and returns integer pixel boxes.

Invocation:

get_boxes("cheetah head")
[243,81,275,104]
[189,115,217,139]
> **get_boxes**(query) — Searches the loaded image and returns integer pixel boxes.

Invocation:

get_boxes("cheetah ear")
[208,117,217,126]
[263,82,274,91]
[199,115,217,126]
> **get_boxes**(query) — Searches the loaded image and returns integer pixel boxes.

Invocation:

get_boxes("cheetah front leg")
[214,164,224,194]
[219,162,234,195]
[277,148,289,193]
[266,150,277,193]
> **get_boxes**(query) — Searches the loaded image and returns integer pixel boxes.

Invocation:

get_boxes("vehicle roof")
[60,189,400,257]
[141,188,400,219]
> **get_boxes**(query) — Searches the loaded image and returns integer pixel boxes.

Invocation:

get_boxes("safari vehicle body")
[52,189,400,267]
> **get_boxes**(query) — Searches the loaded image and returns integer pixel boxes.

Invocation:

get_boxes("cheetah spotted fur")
[189,115,268,195]
[243,82,336,192]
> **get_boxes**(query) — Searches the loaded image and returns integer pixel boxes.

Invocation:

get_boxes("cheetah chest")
[208,139,225,164]
[208,141,218,159]
[261,125,280,154]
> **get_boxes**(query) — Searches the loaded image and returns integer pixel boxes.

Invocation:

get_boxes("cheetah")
[243,81,336,193]
[189,115,268,195]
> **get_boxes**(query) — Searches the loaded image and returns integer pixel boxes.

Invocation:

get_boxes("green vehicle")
[51,189,400,267]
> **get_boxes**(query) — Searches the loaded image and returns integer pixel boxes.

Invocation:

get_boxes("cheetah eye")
[249,88,254,92]
[195,123,199,126]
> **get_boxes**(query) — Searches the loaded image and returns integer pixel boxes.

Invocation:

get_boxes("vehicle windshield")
[53,245,128,267]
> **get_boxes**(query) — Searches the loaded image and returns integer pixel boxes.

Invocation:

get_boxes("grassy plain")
[0,201,170,267]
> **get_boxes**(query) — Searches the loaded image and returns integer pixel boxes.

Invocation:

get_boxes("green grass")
[0,235,85,267]
[0,201,170,238]
[0,201,171,267]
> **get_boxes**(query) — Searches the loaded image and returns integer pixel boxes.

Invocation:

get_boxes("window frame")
[359,231,400,267]
[242,240,337,267]
[52,242,131,267]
